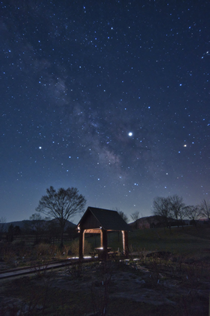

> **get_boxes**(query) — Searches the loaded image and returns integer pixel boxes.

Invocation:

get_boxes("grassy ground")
[0,224,209,315]
[1,255,209,316]
[128,225,210,257]
[0,275,178,316]
[85,224,210,258]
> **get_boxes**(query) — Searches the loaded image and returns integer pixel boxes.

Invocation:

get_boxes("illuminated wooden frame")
[78,226,128,260]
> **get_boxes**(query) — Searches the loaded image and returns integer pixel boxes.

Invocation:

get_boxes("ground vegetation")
[0,225,209,315]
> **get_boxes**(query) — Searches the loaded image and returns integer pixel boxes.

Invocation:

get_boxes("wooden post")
[124,231,128,258]
[122,230,125,255]
[79,228,84,260]
[83,230,85,256]
[122,230,129,258]
[100,229,103,247]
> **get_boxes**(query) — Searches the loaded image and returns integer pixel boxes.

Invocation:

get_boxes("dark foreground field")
[0,225,209,315]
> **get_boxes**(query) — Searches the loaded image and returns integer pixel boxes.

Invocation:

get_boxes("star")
[0,1,209,223]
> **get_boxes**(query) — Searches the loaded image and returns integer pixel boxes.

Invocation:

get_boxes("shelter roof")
[77,206,131,231]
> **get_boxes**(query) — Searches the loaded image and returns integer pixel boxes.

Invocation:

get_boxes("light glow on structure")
[122,230,125,253]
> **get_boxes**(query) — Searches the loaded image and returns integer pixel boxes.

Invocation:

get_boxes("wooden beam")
[84,229,101,234]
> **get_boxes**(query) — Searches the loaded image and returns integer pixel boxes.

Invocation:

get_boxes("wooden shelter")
[77,206,131,260]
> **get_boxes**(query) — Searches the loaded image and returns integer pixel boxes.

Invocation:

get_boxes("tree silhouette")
[199,199,210,220]
[184,205,200,226]
[169,195,185,221]
[130,211,139,229]
[116,210,129,223]
[152,196,172,230]
[36,186,86,247]
[130,211,139,222]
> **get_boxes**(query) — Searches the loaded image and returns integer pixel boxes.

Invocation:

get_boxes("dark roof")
[78,206,131,231]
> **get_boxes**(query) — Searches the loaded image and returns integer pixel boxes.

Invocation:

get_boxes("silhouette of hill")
[0,219,76,232]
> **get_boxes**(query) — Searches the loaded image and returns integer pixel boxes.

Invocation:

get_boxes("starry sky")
[1,0,210,223]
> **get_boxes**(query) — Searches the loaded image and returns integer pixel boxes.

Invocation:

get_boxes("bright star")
[128,132,133,137]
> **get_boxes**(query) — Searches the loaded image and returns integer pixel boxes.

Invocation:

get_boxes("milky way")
[0,1,210,222]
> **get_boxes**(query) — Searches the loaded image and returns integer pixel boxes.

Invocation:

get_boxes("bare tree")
[36,186,86,247]
[115,207,129,223]
[169,195,185,223]
[199,199,210,220]
[30,213,43,221]
[153,197,171,218]
[130,211,139,229]
[152,196,172,230]
[130,211,139,222]
[117,211,129,223]
[184,205,200,226]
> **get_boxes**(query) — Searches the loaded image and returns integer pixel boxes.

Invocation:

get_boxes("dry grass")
[1,258,209,316]
[0,224,209,315]
[69,239,92,256]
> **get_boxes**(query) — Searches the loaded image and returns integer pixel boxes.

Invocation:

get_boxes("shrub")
[69,239,92,256]
[35,243,51,256]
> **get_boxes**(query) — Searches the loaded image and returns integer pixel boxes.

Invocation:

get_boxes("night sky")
[1,1,210,223]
